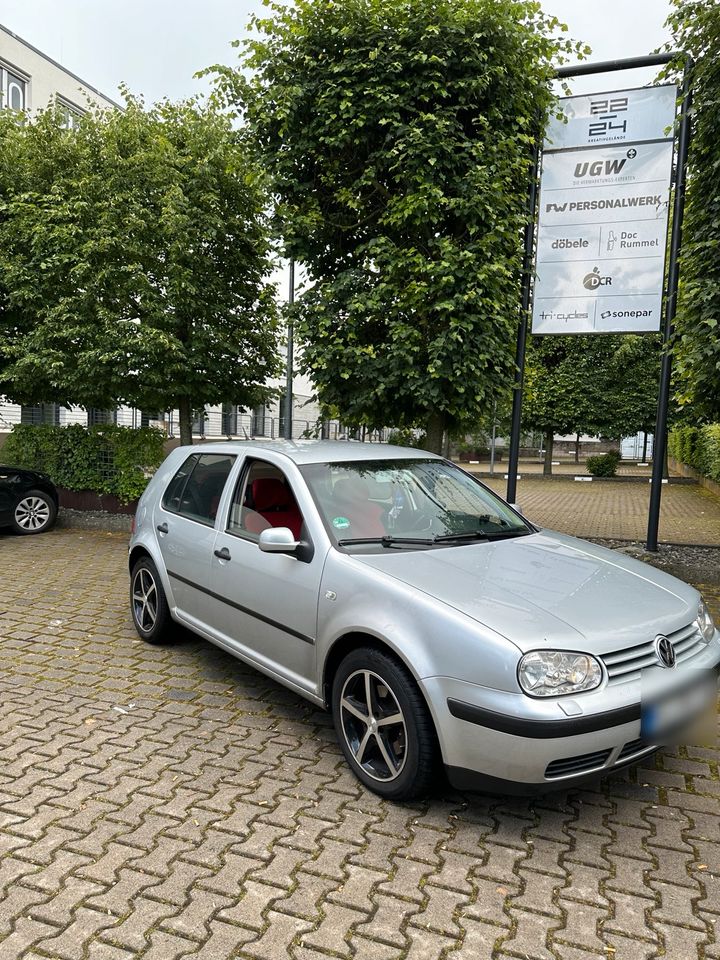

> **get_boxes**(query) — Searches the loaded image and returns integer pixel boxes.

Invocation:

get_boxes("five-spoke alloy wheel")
[130,556,173,643]
[12,490,57,535]
[339,669,408,782]
[332,647,437,799]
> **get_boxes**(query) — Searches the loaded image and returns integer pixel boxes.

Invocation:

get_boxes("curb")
[57,508,133,533]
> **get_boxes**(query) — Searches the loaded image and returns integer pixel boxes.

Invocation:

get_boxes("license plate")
[641,673,717,740]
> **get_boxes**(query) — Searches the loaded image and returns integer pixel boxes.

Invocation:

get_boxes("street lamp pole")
[284,258,295,441]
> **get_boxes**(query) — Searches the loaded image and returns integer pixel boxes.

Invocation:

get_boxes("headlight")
[697,599,716,643]
[518,650,602,697]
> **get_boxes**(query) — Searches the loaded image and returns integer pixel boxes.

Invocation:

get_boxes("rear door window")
[162,454,235,525]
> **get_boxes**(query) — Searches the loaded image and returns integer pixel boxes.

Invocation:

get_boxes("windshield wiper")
[432,529,531,543]
[337,536,435,547]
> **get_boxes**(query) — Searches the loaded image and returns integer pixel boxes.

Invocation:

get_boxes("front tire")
[130,556,174,644]
[332,646,438,800]
[12,490,57,535]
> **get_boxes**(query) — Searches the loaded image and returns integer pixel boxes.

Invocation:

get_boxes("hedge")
[2,424,166,503]
[668,423,720,483]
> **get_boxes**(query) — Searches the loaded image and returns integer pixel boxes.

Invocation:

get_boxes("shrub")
[604,448,622,466]
[386,428,428,449]
[2,424,166,503]
[669,423,720,483]
[586,453,618,478]
[668,425,700,469]
[696,424,720,483]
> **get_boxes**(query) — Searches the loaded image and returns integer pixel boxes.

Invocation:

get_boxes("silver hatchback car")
[128,441,719,799]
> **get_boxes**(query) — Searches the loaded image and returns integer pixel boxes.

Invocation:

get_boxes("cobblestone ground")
[480,476,720,545]
[0,529,718,960]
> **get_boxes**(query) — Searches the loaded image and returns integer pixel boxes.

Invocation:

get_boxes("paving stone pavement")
[0,528,718,960]
[480,476,720,545]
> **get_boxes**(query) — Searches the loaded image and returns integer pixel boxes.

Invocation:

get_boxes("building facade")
[0,23,334,443]
[0,23,120,117]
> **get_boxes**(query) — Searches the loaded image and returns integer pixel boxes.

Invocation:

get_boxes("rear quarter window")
[162,454,235,524]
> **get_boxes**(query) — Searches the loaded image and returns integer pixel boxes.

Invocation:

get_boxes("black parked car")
[0,466,58,535]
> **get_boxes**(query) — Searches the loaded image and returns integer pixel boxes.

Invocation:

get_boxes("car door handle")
[156,522,169,534]
[214,547,231,561]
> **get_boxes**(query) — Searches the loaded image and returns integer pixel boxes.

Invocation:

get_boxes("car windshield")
[299,458,532,549]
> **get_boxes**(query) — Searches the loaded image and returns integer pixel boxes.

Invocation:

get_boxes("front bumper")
[423,632,720,793]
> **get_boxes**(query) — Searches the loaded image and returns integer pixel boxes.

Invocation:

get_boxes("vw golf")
[128,441,719,798]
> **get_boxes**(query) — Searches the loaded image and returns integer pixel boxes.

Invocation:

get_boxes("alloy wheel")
[339,669,407,782]
[14,496,51,532]
[132,567,158,633]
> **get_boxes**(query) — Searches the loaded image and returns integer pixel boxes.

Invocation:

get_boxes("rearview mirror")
[258,527,299,554]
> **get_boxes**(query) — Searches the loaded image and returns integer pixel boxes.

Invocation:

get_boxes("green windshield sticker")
[332,516,351,530]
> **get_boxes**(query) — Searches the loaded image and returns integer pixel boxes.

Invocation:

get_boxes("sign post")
[505,53,691,551]
[647,59,693,551]
[533,84,676,336]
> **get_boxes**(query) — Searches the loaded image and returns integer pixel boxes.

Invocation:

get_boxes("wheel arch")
[323,630,444,797]
[321,631,430,714]
[129,544,153,572]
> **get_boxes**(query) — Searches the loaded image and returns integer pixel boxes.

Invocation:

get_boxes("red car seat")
[331,477,386,537]
[246,477,303,539]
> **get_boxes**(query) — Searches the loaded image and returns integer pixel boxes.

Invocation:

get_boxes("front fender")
[317,550,523,693]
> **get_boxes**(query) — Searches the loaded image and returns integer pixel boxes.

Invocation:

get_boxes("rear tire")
[11,489,57,535]
[332,646,438,800]
[130,556,174,644]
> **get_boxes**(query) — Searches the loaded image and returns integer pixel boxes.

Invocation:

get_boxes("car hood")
[355,530,699,654]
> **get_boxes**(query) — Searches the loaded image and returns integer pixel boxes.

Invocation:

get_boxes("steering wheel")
[407,511,434,532]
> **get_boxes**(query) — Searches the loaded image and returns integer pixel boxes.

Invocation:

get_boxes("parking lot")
[0,528,718,960]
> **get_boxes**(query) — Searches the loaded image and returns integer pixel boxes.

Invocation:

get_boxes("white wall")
[0,24,120,114]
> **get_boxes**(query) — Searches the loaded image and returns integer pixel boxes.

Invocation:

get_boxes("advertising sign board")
[532,85,677,335]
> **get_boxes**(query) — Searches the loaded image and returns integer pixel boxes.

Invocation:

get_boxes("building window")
[222,403,238,435]
[192,411,206,436]
[251,405,266,437]
[56,96,83,129]
[21,404,59,425]
[88,408,116,426]
[2,67,27,112]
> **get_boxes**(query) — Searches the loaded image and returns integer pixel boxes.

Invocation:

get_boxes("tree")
[589,336,662,444]
[523,338,593,474]
[523,335,661,474]
[0,95,281,445]
[213,0,587,453]
[665,0,720,420]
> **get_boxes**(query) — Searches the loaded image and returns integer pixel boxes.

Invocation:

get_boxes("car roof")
[176,440,440,465]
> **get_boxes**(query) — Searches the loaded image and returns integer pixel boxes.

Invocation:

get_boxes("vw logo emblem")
[655,635,676,668]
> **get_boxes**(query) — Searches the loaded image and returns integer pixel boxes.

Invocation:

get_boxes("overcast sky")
[1,0,673,104]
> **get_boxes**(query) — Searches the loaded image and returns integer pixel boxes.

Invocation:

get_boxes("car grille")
[601,621,704,685]
[617,737,656,762]
[545,748,612,779]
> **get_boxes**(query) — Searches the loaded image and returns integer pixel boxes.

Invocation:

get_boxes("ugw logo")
[574,157,627,178]
[574,148,637,179]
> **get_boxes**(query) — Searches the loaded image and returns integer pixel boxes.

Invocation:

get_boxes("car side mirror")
[258,527,300,554]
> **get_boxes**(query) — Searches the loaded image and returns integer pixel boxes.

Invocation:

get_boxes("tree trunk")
[543,428,554,476]
[642,431,649,462]
[178,397,193,446]
[574,432,580,463]
[425,411,446,455]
